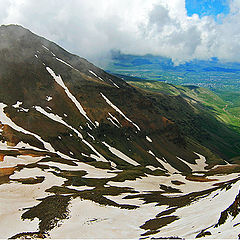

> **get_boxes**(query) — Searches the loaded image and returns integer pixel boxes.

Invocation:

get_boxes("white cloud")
[0,0,240,65]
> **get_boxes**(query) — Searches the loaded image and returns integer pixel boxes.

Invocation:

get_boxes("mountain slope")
[0,24,208,171]
[127,80,240,162]
[0,25,240,239]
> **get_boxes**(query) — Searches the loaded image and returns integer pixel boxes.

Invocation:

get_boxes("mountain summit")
[0,25,239,239]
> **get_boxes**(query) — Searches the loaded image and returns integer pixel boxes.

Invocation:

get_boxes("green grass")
[128,80,240,134]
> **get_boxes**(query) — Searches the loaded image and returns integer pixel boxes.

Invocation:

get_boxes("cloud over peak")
[0,0,239,65]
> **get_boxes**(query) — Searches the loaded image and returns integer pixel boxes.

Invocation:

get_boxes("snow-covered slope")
[0,24,239,239]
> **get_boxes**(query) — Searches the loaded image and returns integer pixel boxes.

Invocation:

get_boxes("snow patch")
[0,103,54,152]
[86,122,92,130]
[153,178,240,239]
[100,93,140,131]
[87,132,95,141]
[0,155,45,168]
[108,78,120,88]
[156,156,180,174]
[46,96,52,101]
[12,101,30,112]
[12,101,22,108]
[102,142,139,166]
[107,117,119,128]
[82,139,108,163]
[146,165,159,171]
[55,57,79,72]
[88,70,98,78]
[108,113,121,127]
[46,67,94,126]
[146,136,152,143]
[0,166,64,239]
[49,199,164,239]
[177,153,208,172]
[148,150,155,156]
[42,45,49,51]
[35,106,83,139]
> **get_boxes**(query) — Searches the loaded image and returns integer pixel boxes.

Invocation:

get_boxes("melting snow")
[177,153,208,172]
[0,166,65,239]
[102,142,139,166]
[88,70,98,78]
[0,140,43,152]
[0,155,45,168]
[46,67,94,126]
[46,96,52,101]
[0,103,54,152]
[82,139,108,163]
[49,199,164,239]
[156,156,180,174]
[35,106,109,161]
[55,57,79,72]
[35,106,83,139]
[146,136,152,142]
[154,178,240,239]
[12,101,22,108]
[42,45,49,51]
[107,117,119,128]
[87,132,95,141]
[86,122,92,130]
[100,93,140,131]
[108,113,121,127]
[108,78,120,88]
[37,161,115,178]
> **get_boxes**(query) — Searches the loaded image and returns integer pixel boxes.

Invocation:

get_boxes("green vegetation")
[128,80,240,134]
[105,52,240,91]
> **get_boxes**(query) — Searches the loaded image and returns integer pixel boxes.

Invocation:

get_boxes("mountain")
[105,51,240,91]
[0,25,239,239]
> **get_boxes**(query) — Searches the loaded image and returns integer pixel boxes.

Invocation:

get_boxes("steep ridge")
[0,25,240,239]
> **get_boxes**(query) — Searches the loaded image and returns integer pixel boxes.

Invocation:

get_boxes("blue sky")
[185,0,230,18]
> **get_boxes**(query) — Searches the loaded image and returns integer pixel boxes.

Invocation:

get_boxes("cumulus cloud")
[0,0,240,65]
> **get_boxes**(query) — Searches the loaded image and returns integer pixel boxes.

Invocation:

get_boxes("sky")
[0,0,239,65]
[186,0,229,19]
